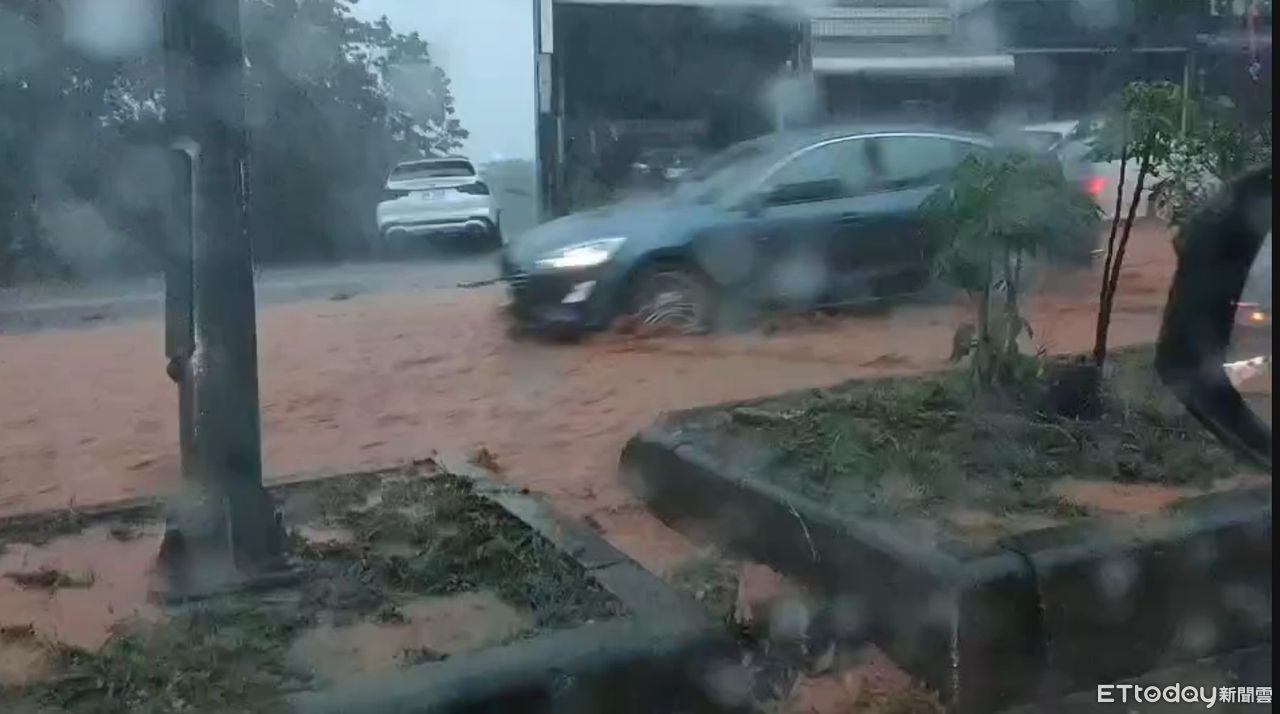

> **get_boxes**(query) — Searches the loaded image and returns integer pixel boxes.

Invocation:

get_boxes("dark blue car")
[499,125,996,336]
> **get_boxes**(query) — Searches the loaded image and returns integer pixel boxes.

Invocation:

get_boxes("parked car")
[629,147,703,184]
[375,157,501,252]
[1020,119,1160,221]
[500,125,1015,336]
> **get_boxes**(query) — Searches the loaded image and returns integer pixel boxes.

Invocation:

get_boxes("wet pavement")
[0,224,1272,712]
[0,252,500,334]
[0,225,1185,578]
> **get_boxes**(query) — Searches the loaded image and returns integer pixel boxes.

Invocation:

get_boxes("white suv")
[375,157,501,251]
[1021,119,1160,221]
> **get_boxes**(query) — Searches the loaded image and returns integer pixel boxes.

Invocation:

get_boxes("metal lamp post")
[159,0,287,596]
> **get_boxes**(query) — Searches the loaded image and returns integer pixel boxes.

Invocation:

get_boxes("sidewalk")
[0,257,499,334]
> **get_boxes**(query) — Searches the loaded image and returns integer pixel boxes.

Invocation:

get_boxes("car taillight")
[456,181,490,196]
[382,188,410,201]
[1234,302,1269,325]
[1083,177,1105,198]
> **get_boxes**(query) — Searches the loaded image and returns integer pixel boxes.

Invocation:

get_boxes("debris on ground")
[669,555,739,624]
[4,567,95,591]
[107,525,139,541]
[0,624,36,644]
[468,447,503,473]
[2,466,623,712]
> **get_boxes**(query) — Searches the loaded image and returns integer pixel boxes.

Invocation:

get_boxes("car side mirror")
[1156,164,1272,470]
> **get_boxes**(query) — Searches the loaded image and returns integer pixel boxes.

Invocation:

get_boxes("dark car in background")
[628,146,705,186]
[500,125,1002,335]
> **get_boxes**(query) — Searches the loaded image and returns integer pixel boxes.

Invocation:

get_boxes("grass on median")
[730,347,1252,525]
[17,601,304,714]
[295,467,623,629]
[3,467,623,713]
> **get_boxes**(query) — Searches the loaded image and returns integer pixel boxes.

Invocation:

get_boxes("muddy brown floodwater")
[1,225,1182,578]
[3,225,1253,712]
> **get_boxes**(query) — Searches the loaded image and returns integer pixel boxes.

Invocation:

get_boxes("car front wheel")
[624,264,715,335]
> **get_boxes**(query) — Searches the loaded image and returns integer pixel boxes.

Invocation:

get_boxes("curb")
[620,421,1272,713]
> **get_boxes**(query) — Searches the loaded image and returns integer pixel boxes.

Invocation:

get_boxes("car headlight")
[535,237,626,270]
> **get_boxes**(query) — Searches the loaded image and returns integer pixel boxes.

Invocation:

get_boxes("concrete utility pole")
[160,0,285,594]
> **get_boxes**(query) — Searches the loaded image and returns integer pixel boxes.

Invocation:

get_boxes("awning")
[812,54,1016,78]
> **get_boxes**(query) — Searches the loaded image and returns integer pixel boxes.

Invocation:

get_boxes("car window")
[1018,130,1065,153]
[390,160,476,180]
[675,138,774,203]
[873,136,977,190]
[763,139,873,205]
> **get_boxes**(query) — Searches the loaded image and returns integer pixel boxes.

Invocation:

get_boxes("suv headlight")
[535,237,626,270]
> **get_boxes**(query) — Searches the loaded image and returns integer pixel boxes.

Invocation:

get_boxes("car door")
[741,139,874,307]
[831,135,984,298]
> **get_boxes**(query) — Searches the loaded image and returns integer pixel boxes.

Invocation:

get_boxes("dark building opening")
[546,3,803,214]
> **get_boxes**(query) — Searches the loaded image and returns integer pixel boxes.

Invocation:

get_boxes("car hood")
[506,196,721,266]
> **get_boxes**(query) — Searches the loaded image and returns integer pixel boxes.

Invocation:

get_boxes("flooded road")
[1,225,1180,575]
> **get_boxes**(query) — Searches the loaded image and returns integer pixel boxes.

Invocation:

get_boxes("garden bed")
[621,347,1272,713]
[1,463,722,713]
[713,348,1262,549]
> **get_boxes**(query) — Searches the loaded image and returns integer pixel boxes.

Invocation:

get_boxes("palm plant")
[923,148,1101,389]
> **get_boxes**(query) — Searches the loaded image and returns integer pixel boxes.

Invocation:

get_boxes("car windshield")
[671,138,775,203]
[1,1,1272,712]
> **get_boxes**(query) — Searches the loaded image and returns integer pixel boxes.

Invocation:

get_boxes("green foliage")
[1152,98,1272,231]
[242,0,467,262]
[1087,81,1184,168]
[0,0,468,281]
[926,148,1100,282]
[923,148,1100,388]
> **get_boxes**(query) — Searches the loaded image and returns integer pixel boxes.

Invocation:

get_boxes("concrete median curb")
[620,416,1272,713]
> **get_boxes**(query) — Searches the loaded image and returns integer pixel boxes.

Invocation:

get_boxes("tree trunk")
[1003,253,1024,363]
[1094,143,1130,366]
[1095,155,1152,372]
[1004,249,1024,360]
[1106,157,1151,307]
[974,256,994,388]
